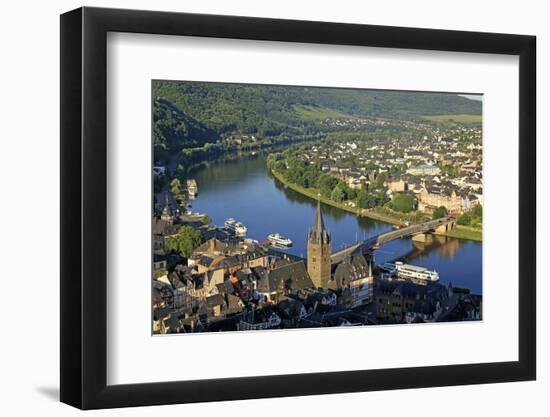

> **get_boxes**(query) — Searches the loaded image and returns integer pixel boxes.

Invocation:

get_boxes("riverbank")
[172,135,325,177]
[445,225,482,241]
[270,168,367,215]
[270,168,482,242]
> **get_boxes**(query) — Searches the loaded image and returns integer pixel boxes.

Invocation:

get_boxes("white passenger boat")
[267,233,293,247]
[187,179,198,198]
[394,261,439,282]
[379,262,397,273]
[224,218,248,236]
[379,261,439,282]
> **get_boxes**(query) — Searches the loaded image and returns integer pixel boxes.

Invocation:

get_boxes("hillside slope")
[152,80,482,158]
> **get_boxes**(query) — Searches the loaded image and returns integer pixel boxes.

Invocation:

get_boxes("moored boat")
[378,261,439,282]
[379,262,397,273]
[395,261,439,282]
[187,179,198,198]
[267,233,293,247]
[224,218,248,236]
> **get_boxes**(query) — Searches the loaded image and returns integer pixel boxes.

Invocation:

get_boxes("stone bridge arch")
[434,220,456,235]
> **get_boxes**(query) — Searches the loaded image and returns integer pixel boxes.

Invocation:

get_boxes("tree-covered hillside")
[153,98,218,161]
[153,80,481,161]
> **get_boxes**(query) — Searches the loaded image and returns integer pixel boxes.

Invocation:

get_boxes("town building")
[418,187,463,215]
[153,195,181,255]
[330,254,373,307]
[407,164,441,176]
[386,177,407,193]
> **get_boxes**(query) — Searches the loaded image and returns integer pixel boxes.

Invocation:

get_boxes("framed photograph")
[60,6,536,409]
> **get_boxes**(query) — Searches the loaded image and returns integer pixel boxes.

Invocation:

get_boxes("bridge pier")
[434,220,456,235]
[412,233,433,243]
[330,217,457,263]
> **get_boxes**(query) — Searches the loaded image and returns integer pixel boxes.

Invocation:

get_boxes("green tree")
[274,160,286,172]
[318,174,339,198]
[170,178,186,204]
[374,172,388,189]
[301,170,319,188]
[392,193,415,213]
[356,190,374,209]
[432,206,448,219]
[356,190,369,209]
[166,226,206,258]
[345,186,357,201]
[375,190,390,206]
[331,184,346,202]
[472,204,483,219]
[457,212,472,226]
[170,178,183,195]
[201,215,212,225]
[364,161,377,171]
[356,189,388,209]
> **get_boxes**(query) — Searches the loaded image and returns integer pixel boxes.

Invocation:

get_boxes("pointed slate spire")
[309,200,330,244]
[162,192,172,217]
[314,200,325,235]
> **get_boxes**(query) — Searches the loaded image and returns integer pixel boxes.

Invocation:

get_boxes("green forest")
[152,80,481,165]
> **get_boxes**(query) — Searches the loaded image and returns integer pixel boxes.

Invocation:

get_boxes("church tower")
[160,193,174,224]
[307,200,332,289]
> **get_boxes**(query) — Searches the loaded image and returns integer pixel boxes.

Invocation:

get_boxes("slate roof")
[268,261,314,291]
[198,255,215,267]
[152,219,180,236]
[152,288,164,305]
[194,238,229,255]
[216,280,235,295]
[377,280,426,300]
[153,307,171,321]
[277,298,305,319]
[254,266,279,293]
[206,294,225,308]
[308,200,331,244]
[225,294,244,315]
[331,254,371,288]
[217,256,241,269]
[411,299,437,315]
[168,272,185,289]
[165,315,183,332]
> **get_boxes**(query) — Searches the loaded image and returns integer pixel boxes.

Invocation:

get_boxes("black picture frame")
[60,6,536,410]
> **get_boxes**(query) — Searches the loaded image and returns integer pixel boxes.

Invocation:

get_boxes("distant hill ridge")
[153,81,482,158]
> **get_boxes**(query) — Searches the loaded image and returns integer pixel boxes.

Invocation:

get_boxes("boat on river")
[267,233,293,247]
[379,262,398,273]
[187,179,198,198]
[224,218,248,236]
[379,261,439,283]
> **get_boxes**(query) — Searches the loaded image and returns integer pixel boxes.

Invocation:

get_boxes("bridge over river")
[330,216,457,264]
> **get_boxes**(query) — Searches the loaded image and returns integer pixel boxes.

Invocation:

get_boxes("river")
[189,155,482,294]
